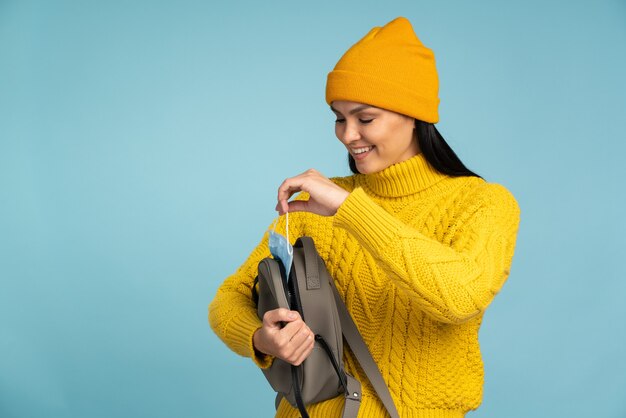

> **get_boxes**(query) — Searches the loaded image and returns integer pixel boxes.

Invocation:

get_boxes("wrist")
[251,327,274,369]
[252,328,266,355]
[333,189,350,213]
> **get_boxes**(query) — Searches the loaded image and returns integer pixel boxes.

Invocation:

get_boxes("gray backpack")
[253,236,400,418]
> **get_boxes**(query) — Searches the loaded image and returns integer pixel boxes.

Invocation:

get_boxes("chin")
[355,163,380,175]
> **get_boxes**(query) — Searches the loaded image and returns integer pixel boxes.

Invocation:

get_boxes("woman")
[210,16,520,418]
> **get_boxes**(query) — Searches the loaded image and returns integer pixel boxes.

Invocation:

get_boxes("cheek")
[394,117,414,134]
[334,125,344,141]
[394,120,416,146]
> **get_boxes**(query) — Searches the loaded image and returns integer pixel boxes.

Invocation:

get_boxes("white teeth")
[353,146,372,155]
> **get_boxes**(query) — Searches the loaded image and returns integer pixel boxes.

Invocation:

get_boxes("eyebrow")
[330,104,376,115]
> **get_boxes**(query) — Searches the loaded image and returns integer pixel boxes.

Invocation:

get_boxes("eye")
[359,118,374,124]
[334,118,346,124]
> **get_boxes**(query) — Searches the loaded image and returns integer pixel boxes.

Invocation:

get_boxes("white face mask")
[268,212,293,280]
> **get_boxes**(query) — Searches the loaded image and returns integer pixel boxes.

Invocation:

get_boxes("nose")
[338,121,361,144]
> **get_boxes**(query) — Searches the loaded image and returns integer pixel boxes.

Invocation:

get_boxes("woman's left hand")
[276,169,349,216]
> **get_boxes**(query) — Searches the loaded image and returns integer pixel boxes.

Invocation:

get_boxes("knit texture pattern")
[209,153,520,418]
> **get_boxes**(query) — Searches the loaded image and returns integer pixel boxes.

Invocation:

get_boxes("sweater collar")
[361,152,450,197]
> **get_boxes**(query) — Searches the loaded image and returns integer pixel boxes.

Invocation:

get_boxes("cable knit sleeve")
[333,183,520,324]
[209,213,300,368]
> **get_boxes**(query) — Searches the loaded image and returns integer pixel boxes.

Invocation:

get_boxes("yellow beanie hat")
[325,17,440,123]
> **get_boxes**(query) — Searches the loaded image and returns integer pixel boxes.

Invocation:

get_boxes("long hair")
[348,120,481,178]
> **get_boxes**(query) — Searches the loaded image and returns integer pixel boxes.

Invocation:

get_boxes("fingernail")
[288,312,297,319]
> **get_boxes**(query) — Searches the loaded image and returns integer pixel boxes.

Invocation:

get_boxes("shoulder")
[475,180,519,214]
[422,175,520,225]
[457,177,520,223]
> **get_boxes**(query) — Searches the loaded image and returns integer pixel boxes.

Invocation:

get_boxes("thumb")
[274,199,310,215]
[263,308,300,328]
[285,199,310,213]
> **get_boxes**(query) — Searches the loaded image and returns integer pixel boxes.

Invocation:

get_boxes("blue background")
[1,1,625,417]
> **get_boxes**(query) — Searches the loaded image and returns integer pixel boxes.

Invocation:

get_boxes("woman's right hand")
[253,308,315,366]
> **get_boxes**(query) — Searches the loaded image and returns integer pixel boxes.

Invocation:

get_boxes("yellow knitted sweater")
[209,153,520,418]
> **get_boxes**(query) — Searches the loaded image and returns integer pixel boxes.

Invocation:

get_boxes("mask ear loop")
[269,213,293,256]
[286,212,293,255]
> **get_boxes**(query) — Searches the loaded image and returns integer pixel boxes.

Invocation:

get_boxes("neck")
[361,153,450,197]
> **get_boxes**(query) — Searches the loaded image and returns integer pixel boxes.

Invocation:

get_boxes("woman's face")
[331,100,419,175]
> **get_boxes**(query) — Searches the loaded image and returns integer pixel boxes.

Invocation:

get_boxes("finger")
[280,319,307,341]
[277,181,300,203]
[291,334,316,366]
[263,308,300,327]
[288,323,313,347]
[277,174,312,203]
[282,326,314,365]
[275,199,290,215]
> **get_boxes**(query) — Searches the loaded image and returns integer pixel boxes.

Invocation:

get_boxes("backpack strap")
[295,236,321,290]
[297,237,400,418]
[342,373,362,418]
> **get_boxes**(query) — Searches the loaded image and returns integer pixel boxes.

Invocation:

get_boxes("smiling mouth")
[352,145,374,160]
